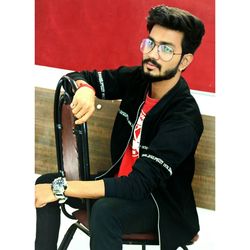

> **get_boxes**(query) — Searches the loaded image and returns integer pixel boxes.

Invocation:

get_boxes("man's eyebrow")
[148,36,175,47]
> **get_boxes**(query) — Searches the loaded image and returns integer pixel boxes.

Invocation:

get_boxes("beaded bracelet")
[78,82,96,94]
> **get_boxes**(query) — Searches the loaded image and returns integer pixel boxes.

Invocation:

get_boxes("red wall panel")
[35,0,215,92]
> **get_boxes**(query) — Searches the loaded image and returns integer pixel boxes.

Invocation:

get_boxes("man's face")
[142,25,184,81]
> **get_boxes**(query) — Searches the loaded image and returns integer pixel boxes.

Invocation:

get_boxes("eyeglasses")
[140,38,182,62]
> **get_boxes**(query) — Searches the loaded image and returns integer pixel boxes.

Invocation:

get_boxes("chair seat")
[73,209,158,244]
[73,209,89,228]
[73,209,198,245]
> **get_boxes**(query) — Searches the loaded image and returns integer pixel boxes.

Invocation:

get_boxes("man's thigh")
[91,197,158,234]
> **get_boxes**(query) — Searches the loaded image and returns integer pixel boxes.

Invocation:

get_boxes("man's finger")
[74,109,86,119]
[75,108,94,124]
[70,96,78,109]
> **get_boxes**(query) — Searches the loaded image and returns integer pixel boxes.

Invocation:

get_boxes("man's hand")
[35,183,57,208]
[70,80,95,124]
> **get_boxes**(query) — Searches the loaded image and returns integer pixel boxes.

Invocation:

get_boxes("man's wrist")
[78,82,96,95]
[51,176,68,204]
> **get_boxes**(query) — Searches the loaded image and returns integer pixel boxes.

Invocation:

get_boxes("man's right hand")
[70,80,96,124]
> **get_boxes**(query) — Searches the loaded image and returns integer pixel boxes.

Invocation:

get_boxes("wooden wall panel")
[35,87,57,174]
[193,115,215,210]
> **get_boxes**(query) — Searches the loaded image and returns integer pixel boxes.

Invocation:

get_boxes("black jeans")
[35,173,158,250]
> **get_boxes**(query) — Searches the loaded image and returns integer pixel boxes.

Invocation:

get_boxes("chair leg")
[142,244,146,250]
[58,223,78,250]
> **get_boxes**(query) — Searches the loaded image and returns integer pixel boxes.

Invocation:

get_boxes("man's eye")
[161,45,173,53]
[147,40,155,48]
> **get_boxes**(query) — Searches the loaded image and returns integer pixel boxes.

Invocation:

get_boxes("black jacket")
[67,66,203,250]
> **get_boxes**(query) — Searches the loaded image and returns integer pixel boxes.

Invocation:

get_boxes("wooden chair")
[54,76,198,250]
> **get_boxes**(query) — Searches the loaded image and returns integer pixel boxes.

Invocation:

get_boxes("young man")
[35,5,205,250]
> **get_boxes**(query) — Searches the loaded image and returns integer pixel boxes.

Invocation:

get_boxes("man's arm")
[35,180,105,208]
[65,180,105,199]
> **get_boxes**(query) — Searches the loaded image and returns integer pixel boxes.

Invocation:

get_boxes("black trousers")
[35,173,158,250]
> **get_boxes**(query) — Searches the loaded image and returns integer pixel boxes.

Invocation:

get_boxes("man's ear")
[179,53,193,71]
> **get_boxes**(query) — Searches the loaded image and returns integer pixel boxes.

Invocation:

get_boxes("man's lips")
[146,61,158,70]
[143,58,161,71]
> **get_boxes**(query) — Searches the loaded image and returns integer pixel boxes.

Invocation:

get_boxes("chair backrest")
[85,99,120,176]
[54,76,90,181]
[61,104,79,180]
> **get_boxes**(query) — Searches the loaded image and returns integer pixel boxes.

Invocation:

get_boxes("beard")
[142,58,181,82]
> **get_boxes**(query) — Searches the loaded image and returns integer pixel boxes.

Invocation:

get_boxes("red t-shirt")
[118,94,159,177]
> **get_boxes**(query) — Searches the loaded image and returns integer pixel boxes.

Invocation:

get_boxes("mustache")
[142,58,161,70]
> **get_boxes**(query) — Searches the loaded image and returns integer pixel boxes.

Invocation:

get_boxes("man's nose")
[148,45,160,60]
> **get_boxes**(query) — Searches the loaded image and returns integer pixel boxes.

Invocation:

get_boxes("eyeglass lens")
[140,38,174,62]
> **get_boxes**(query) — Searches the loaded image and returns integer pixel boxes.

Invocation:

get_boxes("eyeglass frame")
[140,37,182,62]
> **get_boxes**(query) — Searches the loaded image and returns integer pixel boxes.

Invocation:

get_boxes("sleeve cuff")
[103,177,118,197]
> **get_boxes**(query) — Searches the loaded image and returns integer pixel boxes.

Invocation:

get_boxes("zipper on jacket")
[151,193,162,249]
[95,97,162,247]
[95,101,145,180]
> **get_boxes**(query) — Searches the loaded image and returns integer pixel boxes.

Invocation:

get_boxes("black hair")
[147,5,205,54]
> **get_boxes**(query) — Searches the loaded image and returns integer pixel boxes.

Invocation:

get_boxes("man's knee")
[91,198,114,220]
[89,198,123,248]
[90,198,119,229]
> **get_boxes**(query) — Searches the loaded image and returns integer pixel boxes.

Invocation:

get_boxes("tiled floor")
[58,206,215,250]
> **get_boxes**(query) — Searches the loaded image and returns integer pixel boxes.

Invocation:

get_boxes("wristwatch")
[51,176,68,204]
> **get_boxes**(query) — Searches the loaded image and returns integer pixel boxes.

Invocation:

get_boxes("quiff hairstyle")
[147,5,205,54]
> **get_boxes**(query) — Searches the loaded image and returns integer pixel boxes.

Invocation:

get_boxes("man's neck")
[150,73,181,99]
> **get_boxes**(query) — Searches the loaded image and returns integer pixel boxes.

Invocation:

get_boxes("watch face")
[53,177,67,194]
[52,177,68,203]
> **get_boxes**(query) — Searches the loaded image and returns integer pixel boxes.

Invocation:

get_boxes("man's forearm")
[65,180,105,199]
